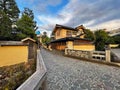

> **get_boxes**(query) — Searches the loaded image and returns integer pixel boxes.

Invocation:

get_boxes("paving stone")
[104,81,114,87]
[101,74,112,81]
[115,86,120,90]
[41,48,120,90]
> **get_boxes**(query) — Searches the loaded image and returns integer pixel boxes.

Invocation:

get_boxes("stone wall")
[65,49,107,61]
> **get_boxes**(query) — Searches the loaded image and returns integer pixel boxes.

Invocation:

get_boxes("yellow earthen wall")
[0,46,28,67]
[110,44,119,48]
[67,41,73,49]
[73,44,95,51]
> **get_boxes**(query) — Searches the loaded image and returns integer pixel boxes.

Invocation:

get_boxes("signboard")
[35,31,40,35]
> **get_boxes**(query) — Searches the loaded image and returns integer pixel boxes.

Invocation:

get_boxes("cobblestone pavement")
[41,49,120,90]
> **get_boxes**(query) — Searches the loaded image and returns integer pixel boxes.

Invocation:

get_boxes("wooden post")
[105,45,111,62]
[89,51,93,60]
[65,48,68,55]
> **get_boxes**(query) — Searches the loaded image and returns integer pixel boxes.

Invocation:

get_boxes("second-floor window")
[72,31,77,35]
[66,30,72,37]
[57,30,60,36]
[66,30,77,37]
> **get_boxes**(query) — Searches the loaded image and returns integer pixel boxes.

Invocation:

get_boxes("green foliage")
[0,0,20,22]
[84,29,95,41]
[42,31,50,45]
[111,35,120,48]
[0,11,12,40]
[16,8,37,40]
[101,34,120,48]
[22,8,37,31]
[112,35,120,44]
[105,36,115,44]
[94,30,109,51]
[0,0,20,40]
[0,2,37,41]
[22,8,34,19]
[42,36,50,44]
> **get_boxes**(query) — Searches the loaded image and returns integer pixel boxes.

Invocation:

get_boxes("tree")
[22,8,34,19]
[94,30,109,51]
[84,29,95,41]
[112,35,120,44]
[16,15,36,40]
[42,31,50,45]
[0,0,20,22]
[0,11,12,40]
[0,0,20,40]
[16,8,37,40]
[105,36,115,44]
[22,8,37,31]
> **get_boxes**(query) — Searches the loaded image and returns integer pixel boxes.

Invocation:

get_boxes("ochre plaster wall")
[0,46,28,67]
[73,44,95,51]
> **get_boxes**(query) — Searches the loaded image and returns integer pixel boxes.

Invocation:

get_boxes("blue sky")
[16,0,120,36]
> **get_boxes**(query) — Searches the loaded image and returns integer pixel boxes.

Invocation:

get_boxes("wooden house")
[49,24,95,51]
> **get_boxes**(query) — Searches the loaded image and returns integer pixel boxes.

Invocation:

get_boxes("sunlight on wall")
[0,46,28,67]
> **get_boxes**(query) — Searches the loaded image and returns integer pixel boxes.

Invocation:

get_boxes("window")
[57,29,60,36]
[66,30,72,37]
[72,31,77,35]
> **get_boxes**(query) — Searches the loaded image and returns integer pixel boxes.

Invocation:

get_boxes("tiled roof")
[0,41,28,46]
[21,37,36,42]
[55,24,76,30]
[50,37,93,43]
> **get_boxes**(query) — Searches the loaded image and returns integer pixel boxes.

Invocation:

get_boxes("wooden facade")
[51,41,66,51]
[50,24,95,51]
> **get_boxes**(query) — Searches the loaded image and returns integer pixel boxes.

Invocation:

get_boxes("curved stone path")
[41,48,120,90]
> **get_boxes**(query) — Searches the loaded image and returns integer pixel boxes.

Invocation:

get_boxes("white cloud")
[88,19,120,30]
[38,14,71,25]
[37,11,73,33]
[84,20,96,26]
[37,0,120,33]
[39,29,52,37]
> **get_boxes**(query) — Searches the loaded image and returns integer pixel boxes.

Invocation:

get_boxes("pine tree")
[22,8,38,31]
[95,30,109,51]
[0,11,12,40]
[84,29,95,41]
[0,0,20,40]
[0,0,20,22]
[16,8,37,40]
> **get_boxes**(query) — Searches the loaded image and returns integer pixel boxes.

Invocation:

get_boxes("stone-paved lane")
[41,49,120,90]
